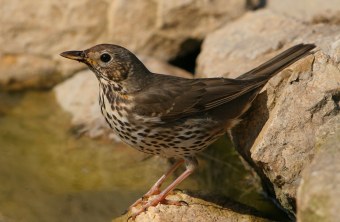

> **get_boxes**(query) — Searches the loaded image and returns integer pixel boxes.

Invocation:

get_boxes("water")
[0,90,287,222]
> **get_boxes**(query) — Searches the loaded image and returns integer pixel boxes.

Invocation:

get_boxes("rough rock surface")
[54,56,192,139]
[114,192,271,222]
[297,125,340,222]
[197,8,340,217]
[268,0,340,24]
[237,50,340,216]
[108,0,247,60]
[196,10,308,78]
[0,0,108,90]
[0,54,61,91]
[0,0,250,91]
[0,0,108,56]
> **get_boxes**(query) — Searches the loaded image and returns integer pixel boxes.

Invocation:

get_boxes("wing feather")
[132,75,259,122]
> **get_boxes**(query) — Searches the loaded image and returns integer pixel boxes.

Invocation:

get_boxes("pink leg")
[129,157,198,219]
[128,159,185,209]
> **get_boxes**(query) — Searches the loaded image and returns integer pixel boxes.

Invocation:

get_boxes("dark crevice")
[169,38,202,74]
[246,0,266,10]
[331,90,340,110]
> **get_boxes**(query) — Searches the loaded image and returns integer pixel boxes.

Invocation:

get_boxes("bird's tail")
[236,44,316,81]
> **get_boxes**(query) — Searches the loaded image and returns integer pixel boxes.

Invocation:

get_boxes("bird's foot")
[128,187,162,210]
[128,194,188,221]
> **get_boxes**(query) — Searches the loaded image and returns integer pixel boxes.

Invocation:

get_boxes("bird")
[60,43,315,218]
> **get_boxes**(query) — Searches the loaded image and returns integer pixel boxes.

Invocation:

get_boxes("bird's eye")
[100,53,111,63]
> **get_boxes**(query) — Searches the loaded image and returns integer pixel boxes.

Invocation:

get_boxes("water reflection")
[0,91,286,222]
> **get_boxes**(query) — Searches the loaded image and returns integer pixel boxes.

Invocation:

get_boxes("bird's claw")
[128,187,162,210]
[179,200,189,206]
[127,195,189,221]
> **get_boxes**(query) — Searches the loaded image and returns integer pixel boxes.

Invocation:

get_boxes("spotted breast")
[98,80,225,158]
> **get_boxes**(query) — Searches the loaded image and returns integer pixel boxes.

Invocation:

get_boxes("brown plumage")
[60,43,315,218]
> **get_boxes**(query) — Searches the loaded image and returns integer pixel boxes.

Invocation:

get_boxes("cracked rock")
[197,8,340,218]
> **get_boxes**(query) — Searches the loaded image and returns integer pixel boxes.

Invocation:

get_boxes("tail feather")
[237,44,316,81]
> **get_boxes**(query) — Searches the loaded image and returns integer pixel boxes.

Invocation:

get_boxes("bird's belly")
[131,128,224,158]
[103,111,225,158]
[99,93,225,158]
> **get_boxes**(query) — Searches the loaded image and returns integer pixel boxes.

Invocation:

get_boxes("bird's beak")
[60,50,86,62]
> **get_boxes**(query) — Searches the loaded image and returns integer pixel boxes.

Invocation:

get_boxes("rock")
[241,50,340,216]
[113,192,271,222]
[137,55,192,78]
[268,0,340,24]
[196,8,340,217]
[54,70,106,138]
[0,54,61,91]
[54,56,192,139]
[0,0,109,90]
[1,0,108,56]
[108,0,247,60]
[196,10,308,78]
[297,124,340,222]
[1,0,247,90]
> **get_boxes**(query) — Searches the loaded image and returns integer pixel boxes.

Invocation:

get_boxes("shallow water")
[0,91,287,222]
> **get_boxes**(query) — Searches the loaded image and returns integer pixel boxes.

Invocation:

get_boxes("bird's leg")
[129,157,198,219]
[128,159,185,209]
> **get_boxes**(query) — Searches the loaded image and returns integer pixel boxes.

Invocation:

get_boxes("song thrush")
[60,43,315,218]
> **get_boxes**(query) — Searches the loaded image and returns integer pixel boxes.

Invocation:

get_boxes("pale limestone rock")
[137,55,192,78]
[196,8,340,217]
[0,0,108,56]
[54,56,192,140]
[0,0,246,90]
[114,192,271,222]
[268,0,340,24]
[196,10,308,79]
[108,0,247,60]
[297,122,340,222]
[0,0,109,90]
[0,54,59,91]
[54,70,105,138]
[245,50,340,215]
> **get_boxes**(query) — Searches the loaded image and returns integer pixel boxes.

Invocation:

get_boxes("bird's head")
[60,44,149,85]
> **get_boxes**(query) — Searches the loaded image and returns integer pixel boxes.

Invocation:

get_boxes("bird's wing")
[132,75,262,122]
[132,44,316,123]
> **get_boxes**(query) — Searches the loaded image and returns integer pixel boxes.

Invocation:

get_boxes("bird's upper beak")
[60,50,86,62]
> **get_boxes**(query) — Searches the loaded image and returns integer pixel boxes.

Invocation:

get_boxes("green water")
[0,91,287,222]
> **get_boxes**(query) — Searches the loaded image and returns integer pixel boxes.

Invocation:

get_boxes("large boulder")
[0,0,109,90]
[297,125,340,222]
[268,0,340,24]
[196,10,307,78]
[0,54,60,91]
[114,192,271,222]
[0,0,250,91]
[197,8,340,217]
[234,49,340,217]
[0,0,108,90]
[108,0,248,61]
[0,0,108,56]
